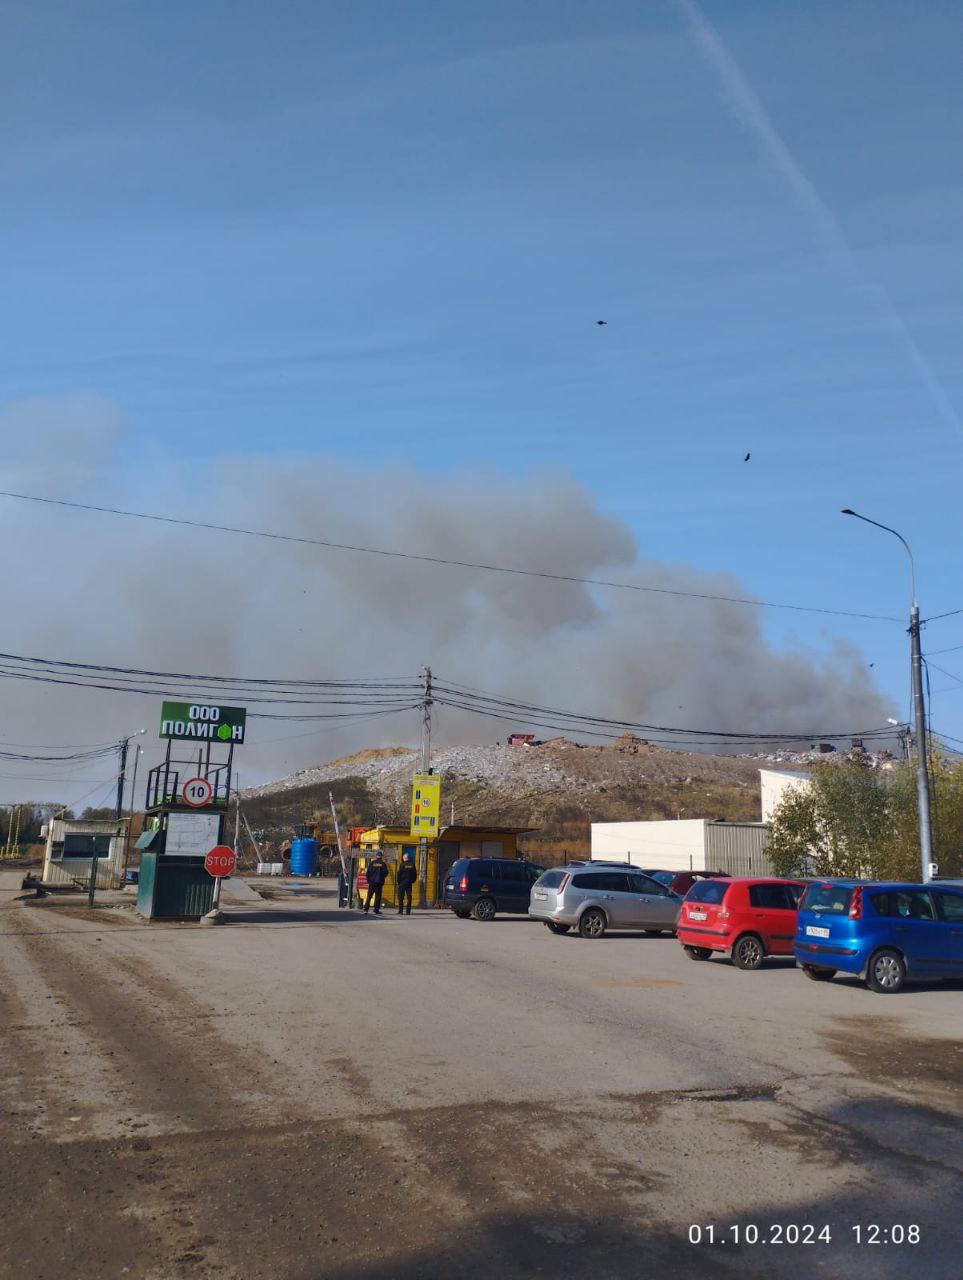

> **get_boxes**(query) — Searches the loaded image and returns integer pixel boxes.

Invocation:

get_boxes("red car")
[639,869,730,897]
[676,877,806,970]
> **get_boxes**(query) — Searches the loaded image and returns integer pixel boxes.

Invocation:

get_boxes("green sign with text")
[159,702,246,744]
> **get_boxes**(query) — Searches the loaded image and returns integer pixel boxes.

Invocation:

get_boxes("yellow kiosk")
[357,825,535,908]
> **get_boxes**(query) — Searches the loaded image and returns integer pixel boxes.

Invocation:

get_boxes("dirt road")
[1,884,959,1279]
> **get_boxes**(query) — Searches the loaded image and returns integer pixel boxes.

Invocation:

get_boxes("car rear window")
[937,890,962,921]
[535,870,567,889]
[630,873,669,895]
[648,871,674,886]
[499,862,528,882]
[869,890,936,921]
[935,891,963,922]
[449,860,470,880]
[748,883,795,910]
[686,880,729,904]
[800,884,853,914]
[571,871,631,891]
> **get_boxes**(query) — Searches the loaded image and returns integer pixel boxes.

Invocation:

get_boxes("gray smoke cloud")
[0,396,892,805]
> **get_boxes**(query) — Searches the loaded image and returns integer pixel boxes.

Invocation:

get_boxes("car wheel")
[802,965,836,982]
[732,934,765,970]
[578,908,607,939]
[866,948,906,994]
[453,910,470,919]
[471,896,496,922]
[546,922,570,934]
[684,946,712,961]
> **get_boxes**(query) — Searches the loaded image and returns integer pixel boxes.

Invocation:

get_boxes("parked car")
[676,877,806,969]
[528,864,681,937]
[638,869,731,897]
[443,858,545,921]
[793,880,963,993]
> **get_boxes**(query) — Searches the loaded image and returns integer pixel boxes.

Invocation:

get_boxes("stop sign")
[205,845,237,878]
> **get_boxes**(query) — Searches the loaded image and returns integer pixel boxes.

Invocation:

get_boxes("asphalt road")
[1,880,960,1280]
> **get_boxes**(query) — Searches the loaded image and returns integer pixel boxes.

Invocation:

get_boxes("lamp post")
[841,509,933,881]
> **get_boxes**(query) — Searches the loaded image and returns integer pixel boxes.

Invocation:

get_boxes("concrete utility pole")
[418,666,433,907]
[421,666,433,772]
[842,510,934,882]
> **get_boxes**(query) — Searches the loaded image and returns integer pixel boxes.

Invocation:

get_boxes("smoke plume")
[0,396,892,804]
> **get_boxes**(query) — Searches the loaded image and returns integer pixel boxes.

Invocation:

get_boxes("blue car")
[794,880,963,993]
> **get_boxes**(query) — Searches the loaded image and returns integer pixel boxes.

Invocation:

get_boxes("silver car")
[529,864,682,938]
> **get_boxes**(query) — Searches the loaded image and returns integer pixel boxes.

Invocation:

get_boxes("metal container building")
[40,818,125,889]
[590,819,776,877]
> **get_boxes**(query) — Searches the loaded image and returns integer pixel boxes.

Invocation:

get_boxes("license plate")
[806,925,830,938]
[688,910,706,921]
[533,891,548,900]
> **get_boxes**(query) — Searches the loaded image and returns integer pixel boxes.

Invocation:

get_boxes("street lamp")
[841,509,934,881]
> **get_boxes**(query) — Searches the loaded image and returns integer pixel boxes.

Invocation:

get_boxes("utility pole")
[121,746,143,882]
[421,666,433,772]
[842,510,934,881]
[909,602,934,879]
[116,736,129,821]
[90,735,130,909]
[418,666,433,907]
[233,784,241,859]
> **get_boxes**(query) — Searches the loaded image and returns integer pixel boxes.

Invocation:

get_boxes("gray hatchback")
[529,864,682,938]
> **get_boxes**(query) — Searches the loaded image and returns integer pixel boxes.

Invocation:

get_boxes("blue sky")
[2,0,963,773]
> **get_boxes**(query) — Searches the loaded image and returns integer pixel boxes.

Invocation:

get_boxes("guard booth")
[355,824,534,908]
[135,729,234,921]
[41,818,125,889]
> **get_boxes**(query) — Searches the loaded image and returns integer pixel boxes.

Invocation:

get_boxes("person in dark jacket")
[396,852,417,915]
[363,851,389,914]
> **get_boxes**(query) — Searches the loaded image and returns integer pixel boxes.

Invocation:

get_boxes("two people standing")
[362,849,418,915]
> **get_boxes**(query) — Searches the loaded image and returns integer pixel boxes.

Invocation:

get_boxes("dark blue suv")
[443,858,545,921]
[794,880,963,992]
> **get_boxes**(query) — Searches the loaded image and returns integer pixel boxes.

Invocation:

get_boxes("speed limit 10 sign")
[181,776,213,808]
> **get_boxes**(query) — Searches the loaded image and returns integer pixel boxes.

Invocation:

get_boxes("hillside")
[240,735,807,861]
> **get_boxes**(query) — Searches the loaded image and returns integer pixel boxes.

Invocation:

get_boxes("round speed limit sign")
[181,776,213,808]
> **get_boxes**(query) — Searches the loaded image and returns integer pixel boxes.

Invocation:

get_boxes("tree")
[81,807,117,821]
[768,757,963,881]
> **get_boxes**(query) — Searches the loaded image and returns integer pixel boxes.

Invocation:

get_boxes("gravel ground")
[239,737,807,807]
[1,884,959,1280]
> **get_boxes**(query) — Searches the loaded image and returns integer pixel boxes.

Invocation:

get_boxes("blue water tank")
[290,837,319,877]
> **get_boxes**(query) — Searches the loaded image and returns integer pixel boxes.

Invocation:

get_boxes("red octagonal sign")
[205,845,237,878]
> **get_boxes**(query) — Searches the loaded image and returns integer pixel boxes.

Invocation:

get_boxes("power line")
[0,651,421,710]
[0,646,901,744]
[0,742,122,763]
[427,686,896,747]
[926,662,963,688]
[0,649,416,690]
[923,607,963,624]
[0,489,900,622]
[931,726,963,748]
[431,678,895,743]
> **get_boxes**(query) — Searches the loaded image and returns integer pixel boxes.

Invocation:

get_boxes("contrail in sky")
[675,0,963,445]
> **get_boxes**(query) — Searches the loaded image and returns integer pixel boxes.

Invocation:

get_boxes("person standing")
[396,852,417,915]
[363,850,389,915]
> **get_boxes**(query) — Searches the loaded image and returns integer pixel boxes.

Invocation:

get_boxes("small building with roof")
[358,823,535,907]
